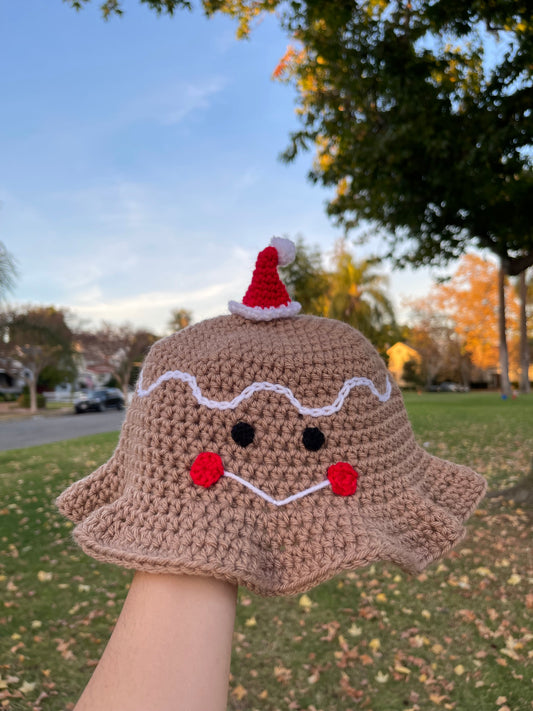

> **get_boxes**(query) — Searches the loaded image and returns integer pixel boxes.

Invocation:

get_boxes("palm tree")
[279,237,330,315]
[326,240,396,345]
[168,308,192,334]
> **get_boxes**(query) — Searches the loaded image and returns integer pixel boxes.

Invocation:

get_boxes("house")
[0,368,24,398]
[386,342,421,387]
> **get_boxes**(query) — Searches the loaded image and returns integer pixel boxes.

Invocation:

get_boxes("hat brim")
[56,456,124,524]
[63,445,486,596]
[363,449,487,575]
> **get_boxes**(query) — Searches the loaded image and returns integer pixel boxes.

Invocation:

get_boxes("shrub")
[17,390,46,409]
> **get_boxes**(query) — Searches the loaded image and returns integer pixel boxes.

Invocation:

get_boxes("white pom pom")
[270,236,296,267]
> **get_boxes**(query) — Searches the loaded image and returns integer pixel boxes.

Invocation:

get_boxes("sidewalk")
[0,401,73,422]
[0,408,125,451]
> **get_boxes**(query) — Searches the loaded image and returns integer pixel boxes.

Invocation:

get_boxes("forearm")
[74,572,237,711]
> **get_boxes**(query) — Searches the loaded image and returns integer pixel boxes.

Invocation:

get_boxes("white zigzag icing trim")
[223,470,331,506]
[137,368,392,416]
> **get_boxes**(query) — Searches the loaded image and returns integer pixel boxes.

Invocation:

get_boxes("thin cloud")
[124,77,228,127]
[72,279,242,333]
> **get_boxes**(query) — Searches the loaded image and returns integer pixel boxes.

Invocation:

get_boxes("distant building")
[0,368,24,397]
[386,342,421,387]
[73,341,115,390]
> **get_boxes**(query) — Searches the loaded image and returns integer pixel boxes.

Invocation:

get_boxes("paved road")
[0,410,125,452]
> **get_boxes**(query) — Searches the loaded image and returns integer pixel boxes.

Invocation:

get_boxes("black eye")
[302,427,325,452]
[231,422,255,448]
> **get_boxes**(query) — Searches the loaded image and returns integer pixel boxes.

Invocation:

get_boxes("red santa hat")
[228,237,302,321]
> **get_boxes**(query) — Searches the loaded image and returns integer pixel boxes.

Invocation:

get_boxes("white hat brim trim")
[228,300,302,321]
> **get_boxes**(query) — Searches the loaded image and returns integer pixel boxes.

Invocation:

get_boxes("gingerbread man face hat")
[57,238,486,596]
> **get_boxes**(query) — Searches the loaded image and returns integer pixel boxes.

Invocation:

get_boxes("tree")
[67,0,533,397]
[280,236,330,315]
[281,237,399,354]
[77,324,158,399]
[64,0,191,19]
[407,301,468,387]
[517,268,531,393]
[0,242,17,302]
[326,240,397,351]
[402,357,424,390]
[408,253,521,387]
[432,254,520,375]
[0,306,75,413]
[38,362,77,391]
[168,308,192,334]
[270,1,533,396]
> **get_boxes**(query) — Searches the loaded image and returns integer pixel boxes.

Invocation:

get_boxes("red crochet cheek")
[190,452,224,488]
[327,462,358,496]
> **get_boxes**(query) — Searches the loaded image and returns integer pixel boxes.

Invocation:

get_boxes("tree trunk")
[122,366,131,403]
[518,269,530,394]
[498,260,511,398]
[29,379,38,414]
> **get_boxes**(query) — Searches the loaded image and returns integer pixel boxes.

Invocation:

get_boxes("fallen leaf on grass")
[359,654,374,665]
[320,620,340,641]
[54,638,76,660]
[33,690,49,709]
[348,623,362,637]
[19,680,36,694]
[231,684,247,700]
[340,672,364,698]
[474,567,494,578]
[274,665,292,683]
[299,594,313,610]
[429,693,447,704]
[394,664,411,675]
[307,670,320,684]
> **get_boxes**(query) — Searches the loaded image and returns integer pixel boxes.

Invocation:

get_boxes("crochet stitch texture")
[57,314,486,596]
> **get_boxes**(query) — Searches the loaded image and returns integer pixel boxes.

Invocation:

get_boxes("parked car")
[438,382,470,393]
[74,388,125,413]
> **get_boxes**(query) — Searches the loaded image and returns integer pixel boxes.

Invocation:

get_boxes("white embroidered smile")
[190,452,358,505]
[222,469,331,506]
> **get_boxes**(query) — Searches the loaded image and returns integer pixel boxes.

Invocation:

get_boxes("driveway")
[0,410,125,452]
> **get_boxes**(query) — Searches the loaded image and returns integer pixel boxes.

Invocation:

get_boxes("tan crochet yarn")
[57,313,486,596]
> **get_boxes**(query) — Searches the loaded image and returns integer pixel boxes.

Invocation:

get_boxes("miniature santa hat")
[228,237,302,321]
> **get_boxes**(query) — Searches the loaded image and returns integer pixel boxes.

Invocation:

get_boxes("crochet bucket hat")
[57,238,486,596]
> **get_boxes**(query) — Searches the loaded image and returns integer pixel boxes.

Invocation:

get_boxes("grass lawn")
[0,392,531,710]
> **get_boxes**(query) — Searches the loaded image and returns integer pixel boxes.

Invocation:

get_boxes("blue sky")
[0,0,437,334]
